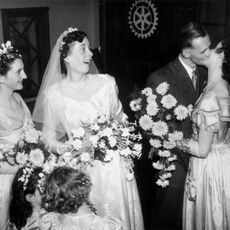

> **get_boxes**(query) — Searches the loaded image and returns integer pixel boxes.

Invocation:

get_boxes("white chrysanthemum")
[139,115,154,131]
[120,148,132,157]
[168,154,177,162]
[159,172,172,180]
[152,161,164,170]
[146,102,159,116]
[149,139,161,148]
[89,135,99,147]
[174,105,189,120]
[80,152,91,162]
[102,127,113,137]
[156,179,169,187]
[16,152,28,165]
[72,139,82,150]
[108,136,117,147]
[146,94,157,104]
[29,149,44,167]
[168,131,183,142]
[152,121,168,137]
[163,140,176,149]
[165,164,176,171]
[158,150,171,157]
[72,127,85,138]
[156,82,169,95]
[129,98,142,112]
[24,128,39,143]
[141,87,153,96]
[161,94,177,109]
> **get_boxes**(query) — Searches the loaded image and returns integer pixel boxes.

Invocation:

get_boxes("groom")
[147,22,211,229]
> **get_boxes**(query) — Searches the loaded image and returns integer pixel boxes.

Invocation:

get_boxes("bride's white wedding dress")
[43,74,144,230]
[0,93,31,230]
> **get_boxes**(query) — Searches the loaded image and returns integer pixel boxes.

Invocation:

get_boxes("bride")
[0,41,31,230]
[33,27,144,230]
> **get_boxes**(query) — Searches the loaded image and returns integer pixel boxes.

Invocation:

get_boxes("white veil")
[32,30,99,139]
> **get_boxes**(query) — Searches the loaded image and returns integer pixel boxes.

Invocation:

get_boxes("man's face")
[188,35,211,65]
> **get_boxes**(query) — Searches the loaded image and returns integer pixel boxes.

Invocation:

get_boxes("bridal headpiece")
[59,27,78,51]
[18,167,46,193]
[0,41,21,63]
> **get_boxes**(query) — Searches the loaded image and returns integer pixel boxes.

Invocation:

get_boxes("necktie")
[191,70,197,90]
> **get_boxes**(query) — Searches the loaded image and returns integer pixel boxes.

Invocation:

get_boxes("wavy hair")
[42,166,96,214]
[9,167,43,229]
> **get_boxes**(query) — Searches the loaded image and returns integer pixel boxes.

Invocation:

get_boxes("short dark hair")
[59,30,87,75]
[217,38,230,81]
[9,167,43,229]
[42,166,95,214]
[179,21,208,51]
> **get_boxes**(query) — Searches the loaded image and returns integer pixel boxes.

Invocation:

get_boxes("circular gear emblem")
[128,0,159,39]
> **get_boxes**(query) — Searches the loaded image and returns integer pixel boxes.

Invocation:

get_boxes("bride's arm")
[177,129,214,158]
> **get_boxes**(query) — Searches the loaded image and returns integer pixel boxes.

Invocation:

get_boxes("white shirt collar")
[178,55,195,79]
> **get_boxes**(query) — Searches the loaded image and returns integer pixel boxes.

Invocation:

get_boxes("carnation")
[159,172,172,180]
[151,121,168,137]
[165,164,176,171]
[146,94,157,104]
[89,135,99,147]
[102,127,113,137]
[168,154,177,162]
[156,82,169,95]
[129,98,142,112]
[72,127,85,138]
[158,150,171,157]
[72,139,82,150]
[133,143,142,152]
[139,115,154,131]
[29,149,44,167]
[108,136,117,147]
[97,114,109,123]
[146,102,159,116]
[141,87,153,96]
[91,123,100,131]
[104,149,114,161]
[163,140,176,149]
[80,152,91,162]
[174,105,189,120]
[120,147,132,157]
[168,131,183,142]
[149,139,161,148]
[161,94,177,109]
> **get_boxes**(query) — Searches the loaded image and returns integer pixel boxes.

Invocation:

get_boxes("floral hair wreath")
[0,41,21,62]
[18,167,46,193]
[59,27,78,51]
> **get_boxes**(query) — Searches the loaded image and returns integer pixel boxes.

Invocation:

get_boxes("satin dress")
[43,74,144,230]
[183,90,230,230]
[0,93,31,230]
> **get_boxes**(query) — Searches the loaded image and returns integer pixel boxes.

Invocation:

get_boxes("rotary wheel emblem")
[128,0,158,39]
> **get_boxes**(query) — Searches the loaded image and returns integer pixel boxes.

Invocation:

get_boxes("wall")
[0,0,100,49]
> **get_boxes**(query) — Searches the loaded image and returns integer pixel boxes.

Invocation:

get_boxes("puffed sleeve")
[106,74,126,122]
[194,96,230,133]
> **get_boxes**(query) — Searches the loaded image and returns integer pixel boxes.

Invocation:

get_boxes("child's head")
[9,166,44,229]
[42,166,93,214]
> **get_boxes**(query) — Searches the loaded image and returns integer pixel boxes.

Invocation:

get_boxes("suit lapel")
[171,58,197,105]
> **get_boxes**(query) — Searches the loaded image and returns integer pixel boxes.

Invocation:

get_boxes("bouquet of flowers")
[130,82,192,187]
[65,114,142,181]
[0,118,56,169]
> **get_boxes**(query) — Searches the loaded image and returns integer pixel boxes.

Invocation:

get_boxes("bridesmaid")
[0,41,31,229]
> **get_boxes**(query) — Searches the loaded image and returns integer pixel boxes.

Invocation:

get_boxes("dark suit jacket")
[147,57,207,188]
